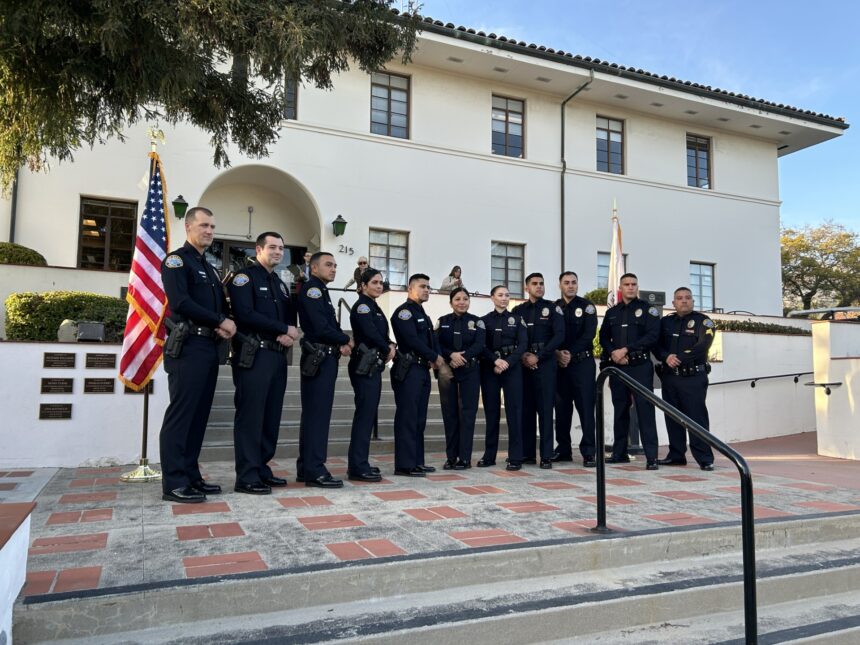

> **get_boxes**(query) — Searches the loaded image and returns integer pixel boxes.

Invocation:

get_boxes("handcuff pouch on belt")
[528,342,545,354]
[163,319,189,359]
[354,343,384,377]
[493,345,516,360]
[299,339,327,377]
[391,350,415,382]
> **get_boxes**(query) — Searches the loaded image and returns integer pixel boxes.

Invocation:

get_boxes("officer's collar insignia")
[520,318,527,327]
[307,287,323,299]
[476,320,485,329]
[703,318,715,328]
[635,308,643,317]
[508,316,515,325]
[280,283,287,296]
[575,307,583,317]
[468,320,476,330]
[165,255,183,268]
[232,274,250,286]
[555,305,563,314]
[687,319,696,328]
[541,307,550,317]
[586,304,596,314]
[356,303,371,314]
[648,307,660,317]
[398,309,412,320]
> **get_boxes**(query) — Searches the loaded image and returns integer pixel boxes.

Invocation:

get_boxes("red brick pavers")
[795,501,860,513]
[373,490,427,501]
[23,567,102,596]
[652,490,714,501]
[277,496,333,508]
[449,529,527,548]
[553,520,624,535]
[30,533,108,555]
[58,492,117,505]
[644,513,720,527]
[454,485,507,496]
[183,551,267,578]
[171,502,231,516]
[725,505,794,519]
[326,539,406,561]
[403,506,467,521]
[46,509,113,525]
[498,501,560,513]
[176,523,245,540]
[298,514,365,531]
[69,478,121,488]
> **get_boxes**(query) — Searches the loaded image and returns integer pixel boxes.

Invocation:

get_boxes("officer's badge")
[468,320,475,330]
[232,274,250,287]
[541,307,550,317]
[575,307,583,318]
[703,318,715,328]
[508,316,515,326]
[635,308,643,318]
[586,304,596,315]
[356,304,371,314]
[307,287,322,299]
[477,320,485,329]
[398,309,412,320]
[648,306,660,317]
[165,255,183,268]
[687,319,696,329]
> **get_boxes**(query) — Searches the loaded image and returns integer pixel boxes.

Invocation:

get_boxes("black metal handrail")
[594,366,757,644]
[710,371,812,388]
[335,297,352,326]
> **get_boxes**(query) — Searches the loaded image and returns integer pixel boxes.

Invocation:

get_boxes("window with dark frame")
[690,262,715,311]
[369,229,409,289]
[491,242,525,298]
[370,72,409,139]
[284,77,298,120]
[687,134,711,188]
[596,116,624,174]
[597,251,628,290]
[78,198,137,272]
[491,95,525,158]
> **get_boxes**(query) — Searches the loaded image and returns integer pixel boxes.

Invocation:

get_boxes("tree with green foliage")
[0,0,420,192]
[781,221,860,311]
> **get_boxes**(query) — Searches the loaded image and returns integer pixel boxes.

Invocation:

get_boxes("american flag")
[119,152,171,391]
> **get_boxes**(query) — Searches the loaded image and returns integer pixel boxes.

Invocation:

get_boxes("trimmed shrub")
[584,287,608,305]
[714,319,810,336]
[0,242,47,266]
[5,291,127,342]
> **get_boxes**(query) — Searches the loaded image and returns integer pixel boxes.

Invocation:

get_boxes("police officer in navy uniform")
[655,287,716,471]
[347,268,395,482]
[512,273,565,469]
[159,206,236,503]
[554,271,599,467]
[390,273,444,477]
[296,252,353,488]
[436,287,486,469]
[599,272,662,470]
[226,231,299,495]
[478,285,527,471]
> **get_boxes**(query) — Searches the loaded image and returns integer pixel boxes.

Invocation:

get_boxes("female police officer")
[435,287,485,469]
[347,269,396,482]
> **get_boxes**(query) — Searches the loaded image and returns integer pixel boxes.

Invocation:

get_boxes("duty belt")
[305,341,339,356]
[570,349,593,363]
[407,352,430,367]
[528,342,545,354]
[670,363,710,377]
[189,326,216,338]
[455,357,480,369]
[493,345,517,359]
[259,339,289,354]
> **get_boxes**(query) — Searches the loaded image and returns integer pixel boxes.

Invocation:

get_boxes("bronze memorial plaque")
[85,353,117,369]
[124,381,154,395]
[84,378,115,394]
[41,378,74,394]
[39,403,72,420]
[43,353,76,369]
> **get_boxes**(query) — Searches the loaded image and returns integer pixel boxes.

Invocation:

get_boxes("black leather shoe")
[348,472,383,482]
[505,462,522,471]
[262,476,287,487]
[295,473,305,483]
[700,463,714,471]
[417,465,436,473]
[583,457,597,467]
[234,482,271,495]
[393,468,426,477]
[551,452,574,463]
[454,460,471,470]
[370,466,381,475]
[646,461,659,471]
[657,457,687,466]
[540,459,552,469]
[522,458,537,465]
[443,459,456,470]
[162,486,206,504]
[190,479,222,495]
[305,474,344,488]
[476,458,495,467]
[606,455,631,464]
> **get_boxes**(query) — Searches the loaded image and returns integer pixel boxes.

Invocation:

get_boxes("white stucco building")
[0,19,849,323]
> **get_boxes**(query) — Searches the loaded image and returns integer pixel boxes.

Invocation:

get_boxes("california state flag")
[607,209,623,307]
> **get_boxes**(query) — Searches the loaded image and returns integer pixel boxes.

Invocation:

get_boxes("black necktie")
[493,314,503,349]
[453,317,463,350]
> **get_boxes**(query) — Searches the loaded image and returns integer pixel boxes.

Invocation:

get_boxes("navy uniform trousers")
[391,364,431,470]
[438,366,480,463]
[555,358,597,459]
[347,360,382,475]
[522,361,557,461]
[660,371,714,465]
[297,353,339,480]
[609,362,659,461]
[160,336,220,492]
[480,363,524,464]
[232,348,287,485]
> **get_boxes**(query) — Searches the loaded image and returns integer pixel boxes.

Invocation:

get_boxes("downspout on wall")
[9,167,19,243]
[560,69,594,273]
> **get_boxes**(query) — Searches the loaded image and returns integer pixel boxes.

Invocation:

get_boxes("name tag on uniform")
[259,287,268,291]
[621,324,628,328]
[417,318,425,322]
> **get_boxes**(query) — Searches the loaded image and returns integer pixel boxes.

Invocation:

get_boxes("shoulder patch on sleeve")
[232,273,250,286]
[585,304,596,315]
[648,306,660,317]
[165,255,183,268]
[476,319,485,329]
[398,309,412,320]
[307,287,322,299]
[356,303,371,314]
[703,318,715,328]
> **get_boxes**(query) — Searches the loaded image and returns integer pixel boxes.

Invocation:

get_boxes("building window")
[491,242,525,298]
[369,229,408,289]
[597,251,627,290]
[686,134,711,188]
[596,116,624,174]
[78,198,137,271]
[370,72,409,139]
[492,96,524,158]
[284,77,298,120]
[690,262,715,311]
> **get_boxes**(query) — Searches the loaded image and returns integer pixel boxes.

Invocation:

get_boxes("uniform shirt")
[480,309,527,364]
[556,295,598,354]
[226,262,296,340]
[298,275,349,346]
[655,310,715,366]
[391,298,439,363]
[350,293,391,353]
[511,298,564,361]
[162,241,226,327]
[599,297,661,357]
[435,312,486,362]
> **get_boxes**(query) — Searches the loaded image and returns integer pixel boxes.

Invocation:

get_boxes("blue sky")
[419,0,858,231]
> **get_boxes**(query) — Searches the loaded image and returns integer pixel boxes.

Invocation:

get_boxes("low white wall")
[0,342,164,469]
[813,321,860,460]
[0,513,30,644]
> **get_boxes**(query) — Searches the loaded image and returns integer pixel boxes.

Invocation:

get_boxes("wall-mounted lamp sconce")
[332,214,348,237]
[172,195,188,219]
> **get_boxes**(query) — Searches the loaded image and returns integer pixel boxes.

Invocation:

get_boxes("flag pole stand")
[121,387,162,483]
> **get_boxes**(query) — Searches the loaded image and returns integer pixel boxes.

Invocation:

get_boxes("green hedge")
[5,291,128,342]
[0,242,47,266]
[714,319,810,336]
[583,287,608,305]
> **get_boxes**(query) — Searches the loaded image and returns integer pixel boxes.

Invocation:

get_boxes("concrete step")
[14,513,860,643]
[211,390,441,406]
